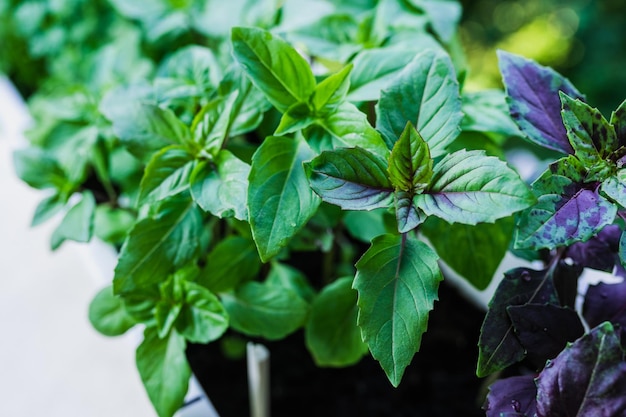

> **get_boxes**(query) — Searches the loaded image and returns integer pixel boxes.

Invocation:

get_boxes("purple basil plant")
[480,51,626,417]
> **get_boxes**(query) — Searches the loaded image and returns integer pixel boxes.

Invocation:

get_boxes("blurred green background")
[1,0,625,114]
[460,0,626,114]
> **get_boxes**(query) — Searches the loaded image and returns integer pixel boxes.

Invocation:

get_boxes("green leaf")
[601,170,626,207]
[305,277,368,367]
[94,206,136,245]
[266,262,316,303]
[31,193,65,227]
[388,121,432,193]
[312,64,353,115]
[217,66,272,136]
[274,102,316,135]
[461,90,522,137]
[610,99,626,142]
[414,149,536,224]
[305,146,394,210]
[138,145,196,205]
[156,274,184,339]
[411,0,462,43]
[136,328,190,417]
[287,14,362,62]
[88,286,136,337]
[344,209,394,243]
[560,92,618,168]
[191,91,238,153]
[190,150,250,220]
[51,191,96,250]
[248,136,321,262]
[376,49,462,156]
[13,147,68,190]
[422,216,514,290]
[114,198,204,295]
[176,281,229,344]
[231,26,316,113]
[347,45,439,102]
[354,234,442,386]
[198,236,261,293]
[304,102,388,155]
[105,103,191,161]
[221,281,309,340]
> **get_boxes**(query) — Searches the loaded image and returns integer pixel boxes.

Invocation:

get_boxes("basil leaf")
[376,49,462,156]
[190,150,250,221]
[248,135,320,262]
[415,149,535,224]
[354,234,442,386]
[136,327,190,417]
[305,277,368,367]
[221,281,309,340]
[305,146,394,210]
[88,285,136,337]
[198,236,261,293]
[50,191,96,250]
[231,26,316,113]
[138,145,196,205]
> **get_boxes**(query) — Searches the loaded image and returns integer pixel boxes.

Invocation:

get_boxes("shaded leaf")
[248,136,320,262]
[376,49,462,156]
[536,322,626,417]
[221,281,309,340]
[477,267,560,377]
[484,375,538,417]
[198,236,261,293]
[104,103,190,160]
[508,304,584,367]
[114,198,204,294]
[305,277,368,367]
[415,149,535,224]
[610,98,626,145]
[565,224,620,272]
[354,234,442,386]
[190,150,250,221]
[305,146,393,210]
[266,262,316,303]
[422,216,514,290]
[138,145,195,205]
[461,89,522,137]
[498,50,584,154]
[584,278,626,329]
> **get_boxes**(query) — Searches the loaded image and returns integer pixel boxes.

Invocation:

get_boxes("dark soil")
[186,280,488,417]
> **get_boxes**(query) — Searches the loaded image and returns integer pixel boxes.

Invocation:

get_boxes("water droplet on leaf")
[511,399,521,412]
[521,270,531,282]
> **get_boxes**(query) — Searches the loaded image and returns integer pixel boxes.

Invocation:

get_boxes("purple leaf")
[507,304,584,368]
[477,267,560,377]
[394,191,426,233]
[536,322,626,417]
[516,188,616,250]
[498,50,584,154]
[484,375,538,417]
[583,279,626,329]
[565,224,620,272]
